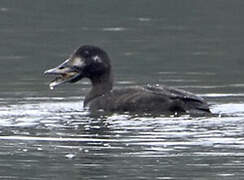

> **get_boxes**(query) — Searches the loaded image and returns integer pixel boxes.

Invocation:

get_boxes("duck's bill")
[44,64,81,90]
[48,72,79,90]
[44,57,85,90]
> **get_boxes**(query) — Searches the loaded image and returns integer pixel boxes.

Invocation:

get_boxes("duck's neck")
[84,72,113,106]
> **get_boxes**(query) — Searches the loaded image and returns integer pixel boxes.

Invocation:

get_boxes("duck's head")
[44,45,111,90]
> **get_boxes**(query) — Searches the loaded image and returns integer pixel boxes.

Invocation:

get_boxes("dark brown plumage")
[44,45,211,115]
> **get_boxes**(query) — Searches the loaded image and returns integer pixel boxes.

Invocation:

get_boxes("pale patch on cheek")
[72,57,84,66]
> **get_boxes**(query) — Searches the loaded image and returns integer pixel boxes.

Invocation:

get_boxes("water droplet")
[65,153,75,159]
[84,149,89,153]
[37,147,43,151]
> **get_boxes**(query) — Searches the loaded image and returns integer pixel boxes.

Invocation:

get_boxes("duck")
[44,45,211,115]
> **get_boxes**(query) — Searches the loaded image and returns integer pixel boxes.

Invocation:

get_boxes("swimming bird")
[44,45,211,115]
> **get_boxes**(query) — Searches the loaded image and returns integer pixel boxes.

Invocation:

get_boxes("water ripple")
[0,95,244,179]
[0,96,244,160]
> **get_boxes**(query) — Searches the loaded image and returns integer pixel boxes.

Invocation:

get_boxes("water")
[1,0,244,179]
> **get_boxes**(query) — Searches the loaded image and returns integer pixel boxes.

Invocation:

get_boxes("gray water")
[1,0,244,179]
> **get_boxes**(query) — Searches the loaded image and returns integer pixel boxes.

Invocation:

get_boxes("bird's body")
[87,85,210,114]
[44,45,211,115]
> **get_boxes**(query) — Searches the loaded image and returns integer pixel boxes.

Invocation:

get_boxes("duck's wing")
[145,85,210,113]
[89,85,210,114]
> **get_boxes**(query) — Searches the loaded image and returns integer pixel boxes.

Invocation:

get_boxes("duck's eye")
[84,50,90,56]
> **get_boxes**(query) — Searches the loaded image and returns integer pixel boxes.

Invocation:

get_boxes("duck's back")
[87,85,210,114]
